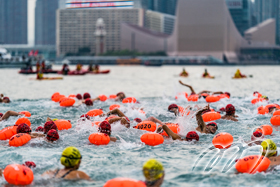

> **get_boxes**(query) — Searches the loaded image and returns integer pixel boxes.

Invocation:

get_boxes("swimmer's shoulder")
[110,137,117,142]
[64,170,91,180]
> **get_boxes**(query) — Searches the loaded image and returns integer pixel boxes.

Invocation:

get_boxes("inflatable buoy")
[92,121,101,126]
[88,133,110,145]
[273,110,280,116]
[270,115,280,126]
[188,95,199,102]
[9,133,31,147]
[54,120,72,130]
[109,104,120,111]
[256,125,273,135]
[109,95,117,99]
[122,97,137,104]
[134,121,156,132]
[99,95,108,102]
[19,111,31,117]
[141,133,164,146]
[159,123,180,137]
[175,92,188,99]
[0,126,18,140]
[219,94,230,99]
[87,109,103,117]
[4,164,34,185]
[59,96,67,103]
[251,98,265,104]
[60,98,75,107]
[206,95,220,103]
[68,94,76,98]
[15,117,31,127]
[235,155,270,174]
[104,178,146,187]
[257,106,268,115]
[51,92,60,101]
[212,133,233,149]
[202,112,221,122]
[52,94,65,102]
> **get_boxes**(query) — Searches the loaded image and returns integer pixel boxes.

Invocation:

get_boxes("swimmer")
[167,104,192,116]
[268,106,279,114]
[261,95,269,101]
[76,64,82,71]
[143,159,164,187]
[106,109,130,128]
[247,131,264,146]
[0,111,23,121]
[196,105,218,134]
[179,68,188,77]
[258,139,280,168]
[61,64,70,75]
[98,121,117,142]
[84,92,126,103]
[221,104,238,121]
[42,146,91,180]
[202,69,214,78]
[233,69,246,79]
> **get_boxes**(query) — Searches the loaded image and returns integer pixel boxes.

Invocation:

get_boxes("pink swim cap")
[35,126,44,132]
[98,121,111,135]
[76,94,82,100]
[80,114,90,120]
[85,98,93,106]
[17,123,31,134]
[0,113,3,117]
[134,118,142,123]
[46,129,59,141]
[44,121,57,134]
[168,104,178,111]
[3,97,10,102]
[186,131,199,141]
[83,93,91,100]
[226,104,235,115]
[23,161,36,168]
[253,131,262,138]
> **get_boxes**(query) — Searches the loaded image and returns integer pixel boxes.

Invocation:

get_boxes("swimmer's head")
[76,94,82,100]
[261,95,269,100]
[46,129,59,141]
[206,122,218,134]
[80,114,90,120]
[83,93,91,100]
[219,107,226,112]
[186,131,199,141]
[201,93,209,99]
[35,126,44,132]
[116,92,126,100]
[23,161,36,169]
[168,104,179,115]
[143,159,164,185]
[3,97,10,103]
[85,98,93,106]
[225,92,231,97]
[134,118,142,123]
[17,123,31,134]
[0,113,3,118]
[44,121,58,134]
[61,146,82,169]
[98,121,111,136]
[261,139,277,157]
[251,131,263,141]
[268,106,277,113]
[226,104,235,115]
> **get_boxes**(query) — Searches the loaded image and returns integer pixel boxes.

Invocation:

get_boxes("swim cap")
[83,93,91,100]
[85,98,93,106]
[134,118,142,123]
[46,129,59,141]
[98,121,111,135]
[23,161,36,168]
[116,92,125,97]
[168,104,178,111]
[60,146,82,168]
[207,122,218,130]
[261,95,269,100]
[44,121,57,134]
[143,159,164,182]
[261,139,277,157]
[3,97,10,102]
[17,123,31,134]
[253,131,263,138]
[226,104,235,115]
[35,126,44,132]
[219,107,226,112]
[0,113,3,117]
[186,131,199,141]
[76,94,82,100]
[224,92,231,97]
[80,114,90,120]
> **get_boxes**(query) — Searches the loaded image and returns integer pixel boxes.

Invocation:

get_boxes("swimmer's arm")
[0,111,22,121]
[91,97,100,102]
[30,133,45,138]
[198,90,211,94]
[212,92,224,95]
[110,137,117,142]
[66,171,91,180]
[107,109,126,117]
[0,168,3,176]
[162,125,181,140]
[196,105,209,131]
[178,80,196,94]
[108,117,130,128]
[42,170,55,177]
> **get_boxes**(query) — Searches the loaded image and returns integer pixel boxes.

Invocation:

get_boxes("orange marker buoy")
[134,121,157,132]
[52,94,65,102]
[202,112,221,122]
[109,104,121,110]
[251,98,265,104]
[54,120,72,130]
[58,96,67,103]
[122,97,137,104]
[235,155,270,174]
[68,94,76,98]
[4,164,34,185]
[206,95,220,103]
[99,95,108,102]
[256,125,273,135]
[9,133,31,147]
[51,92,60,101]
[60,98,75,107]
[104,178,146,187]
[88,133,110,145]
[141,133,164,146]
[273,110,280,116]
[19,111,31,117]
[109,95,117,99]
[219,94,230,99]
[159,123,180,137]
[270,115,280,126]
[257,106,269,115]
[87,109,103,117]
[15,117,31,127]
[0,126,18,140]
[212,132,233,149]
[188,94,199,102]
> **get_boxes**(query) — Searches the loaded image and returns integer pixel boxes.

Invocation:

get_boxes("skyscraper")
[35,0,58,45]
[0,0,28,44]
[140,0,177,15]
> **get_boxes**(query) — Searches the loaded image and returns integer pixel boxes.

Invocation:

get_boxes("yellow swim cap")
[261,139,277,157]
[143,159,164,182]
[60,146,82,168]
[52,118,58,121]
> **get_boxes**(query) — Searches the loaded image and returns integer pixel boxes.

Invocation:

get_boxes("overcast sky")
[28,0,36,45]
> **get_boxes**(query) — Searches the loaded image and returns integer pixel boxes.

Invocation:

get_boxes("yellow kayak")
[30,77,63,80]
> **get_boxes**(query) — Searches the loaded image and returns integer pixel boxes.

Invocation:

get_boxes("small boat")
[19,69,58,74]
[202,76,215,79]
[57,70,87,75]
[30,77,63,80]
[88,70,110,74]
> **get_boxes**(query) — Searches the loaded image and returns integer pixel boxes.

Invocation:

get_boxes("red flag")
[28,50,34,56]
[34,50,38,56]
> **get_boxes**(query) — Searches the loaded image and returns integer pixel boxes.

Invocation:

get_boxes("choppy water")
[1,65,280,187]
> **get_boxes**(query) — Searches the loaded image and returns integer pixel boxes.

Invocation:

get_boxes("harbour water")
[1,65,280,187]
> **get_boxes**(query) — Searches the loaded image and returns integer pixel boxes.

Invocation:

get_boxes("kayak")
[19,70,58,74]
[30,77,63,80]
[57,70,87,75]
[202,76,215,79]
[88,70,110,74]
[232,77,247,79]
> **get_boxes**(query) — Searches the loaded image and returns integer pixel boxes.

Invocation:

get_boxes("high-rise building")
[140,0,177,15]
[0,0,28,44]
[35,0,58,45]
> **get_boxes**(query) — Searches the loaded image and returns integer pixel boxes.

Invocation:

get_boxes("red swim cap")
[116,92,125,97]
[46,129,59,141]
[35,126,44,132]
[134,118,142,123]
[224,92,231,97]
[168,104,178,111]
[17,123,31,134]
[3,97,10,102]
[219,107,226,112]
[253,131,263,138]
[85,98,93,106]
[226,104,235,115]
[207,122,218,130]
[186,131,199,141]
[0,113,3,117]
[44,121,57,134]
[76,94,82,100]
[23,161,36,168]
[98,121,111,135]
[83,93,91,100]
[80,114,90,120]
